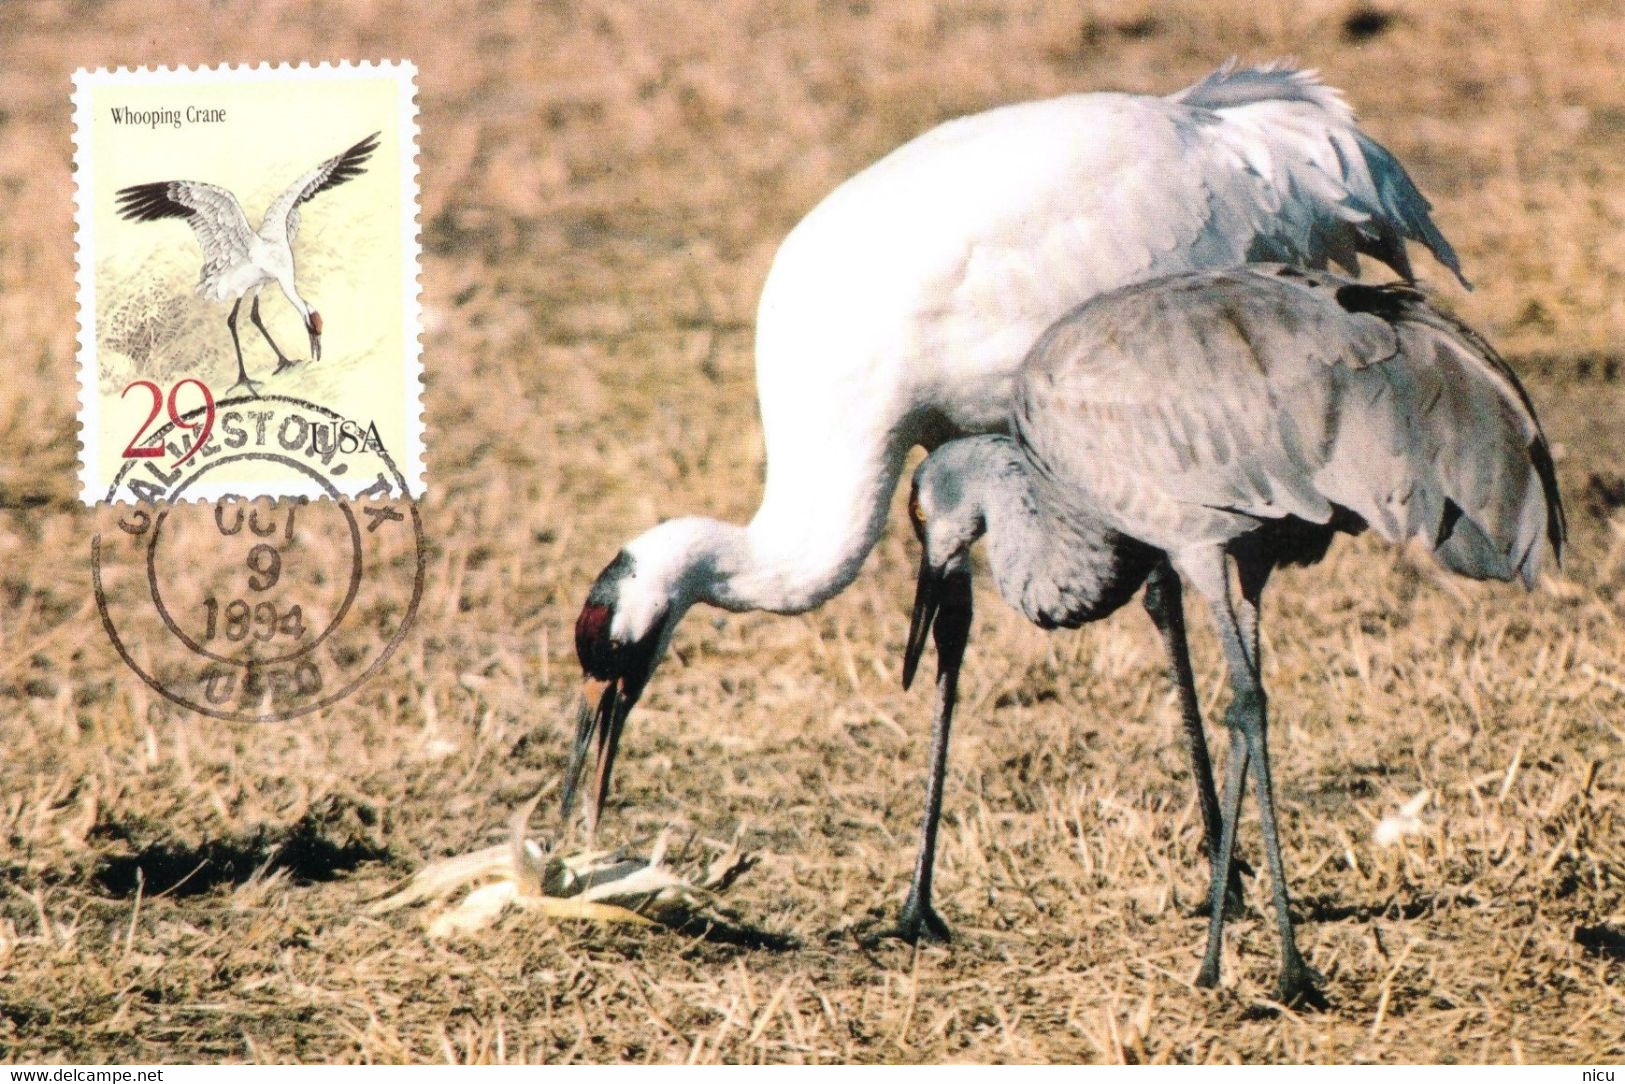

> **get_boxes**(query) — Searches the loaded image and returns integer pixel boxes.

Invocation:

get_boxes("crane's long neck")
[276,274,311,322]
[975,444,1157,630]
[736,423,911,614]
[626,411,913,620]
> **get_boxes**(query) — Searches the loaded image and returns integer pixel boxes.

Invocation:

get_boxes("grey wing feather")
[264,131,380,242]
[1170,61,1469,288]
[1173,60,1355,116]
[114,180,254,289]
[1311,286,1564,585]
[1017,266,1399,527]
[1017,265,1560,585]
[1346,130,1465,285]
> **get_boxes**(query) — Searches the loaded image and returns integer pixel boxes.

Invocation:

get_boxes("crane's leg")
[1184,549,1253,992]
[225,298,261,398]
[249,296,297,375]
[1142,561,1247,919]
[1184,547,1325,1008]
[872,561,972,945]
[1233,550,1325,1008]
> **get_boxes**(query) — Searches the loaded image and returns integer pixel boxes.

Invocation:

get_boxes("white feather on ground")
[367,798,757,939]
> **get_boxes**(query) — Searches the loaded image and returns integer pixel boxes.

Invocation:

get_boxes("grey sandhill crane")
[900,264,1564,1006]
[115,131,380,397]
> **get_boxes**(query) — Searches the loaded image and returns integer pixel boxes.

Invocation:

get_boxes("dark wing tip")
[305,132,382,201]
[340,131,381,169]
[114,181,189,222]
[1333,281,1426,322]
[1528,435,1566,562]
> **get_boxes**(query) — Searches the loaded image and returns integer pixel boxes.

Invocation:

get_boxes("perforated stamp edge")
[72,60,424,506]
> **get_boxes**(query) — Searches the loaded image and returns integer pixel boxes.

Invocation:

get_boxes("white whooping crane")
[563,64,1471,854]
[115,131,380,396]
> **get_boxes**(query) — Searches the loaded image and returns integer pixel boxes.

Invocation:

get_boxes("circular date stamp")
[91,396,424,722]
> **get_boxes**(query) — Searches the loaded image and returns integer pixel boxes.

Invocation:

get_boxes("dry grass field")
[2,0,1624,1064]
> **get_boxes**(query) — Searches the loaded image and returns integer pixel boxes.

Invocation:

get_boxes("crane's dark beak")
[307,311,323,362]
[561,674,640,834]
[902,550,947,691]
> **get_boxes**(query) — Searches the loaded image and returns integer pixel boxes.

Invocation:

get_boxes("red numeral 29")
[120,378,216,466]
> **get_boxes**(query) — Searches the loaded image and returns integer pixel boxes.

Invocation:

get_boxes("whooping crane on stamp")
[115,131,379,396]
[563,63,1470,870]
[901,264,1563,1005]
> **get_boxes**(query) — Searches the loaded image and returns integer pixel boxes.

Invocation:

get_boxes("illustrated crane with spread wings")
[115,131,380,396]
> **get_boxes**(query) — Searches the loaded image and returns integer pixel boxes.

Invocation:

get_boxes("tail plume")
[1172,60,1469,289]
[1379,296,1563,586]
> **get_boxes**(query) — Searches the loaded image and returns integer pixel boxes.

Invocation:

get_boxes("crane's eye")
[907,488,926,539]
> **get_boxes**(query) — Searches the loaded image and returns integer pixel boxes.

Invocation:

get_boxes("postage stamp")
[76,62,426,721]
[73,61,423,504]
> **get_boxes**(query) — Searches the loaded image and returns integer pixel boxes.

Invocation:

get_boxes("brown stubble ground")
[1,0,1623,1064]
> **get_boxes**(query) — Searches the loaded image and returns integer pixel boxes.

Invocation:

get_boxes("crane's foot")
[228,375,263,399]
[272,357,301,375]
[1187,860,1251,921]
[1194,958,1222,990]
[1276,956,1329,1011]
[863,896,952,946]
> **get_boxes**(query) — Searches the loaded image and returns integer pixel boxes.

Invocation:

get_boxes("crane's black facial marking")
[564,550,669,831]
[575,551,648,678]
